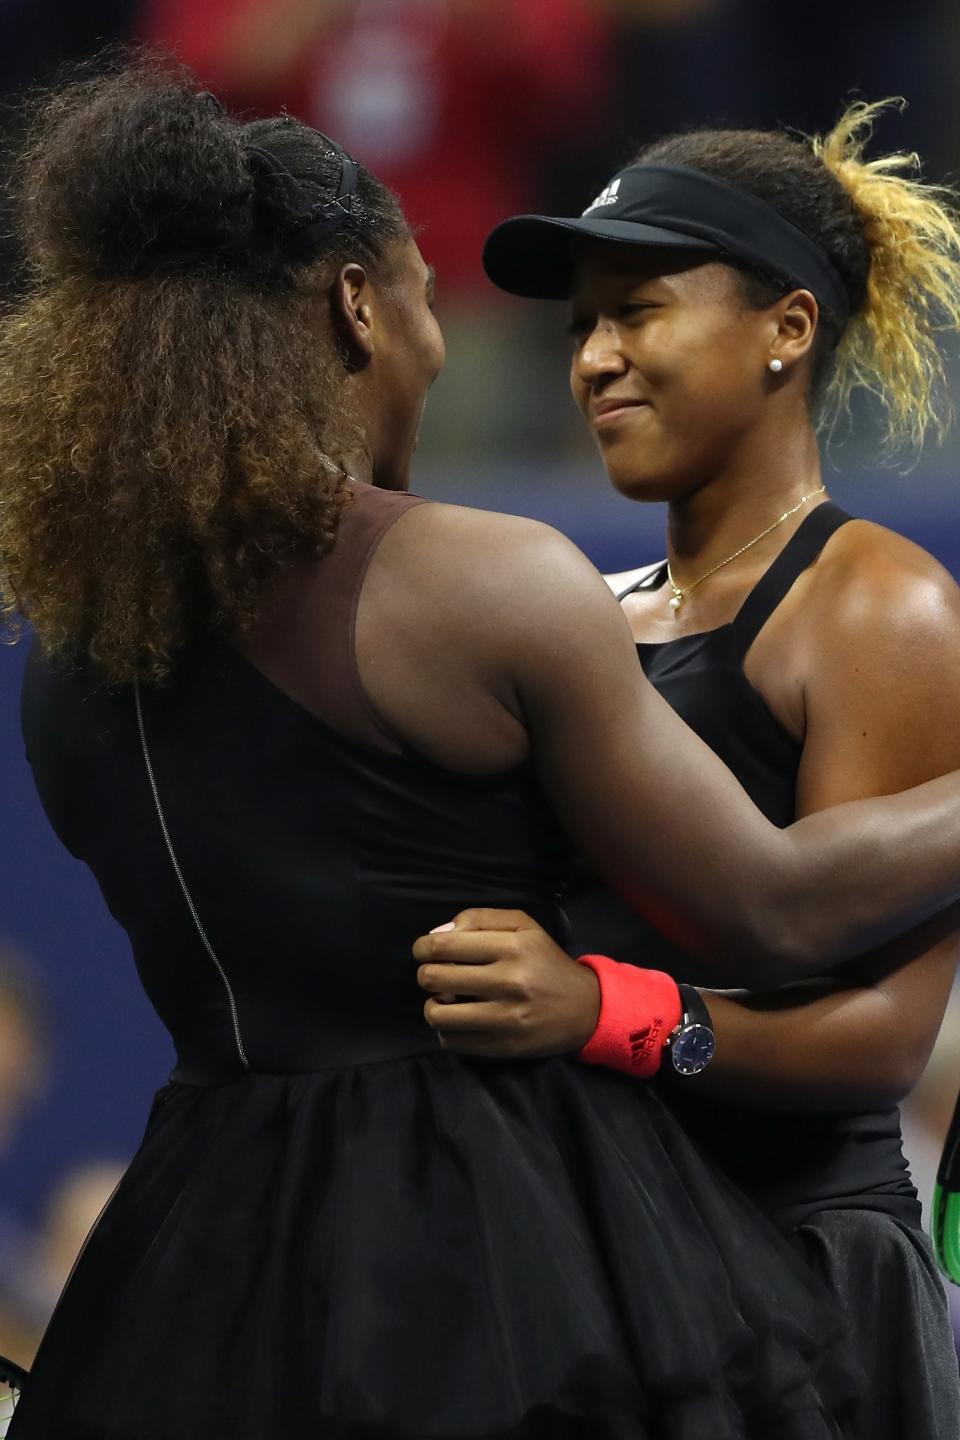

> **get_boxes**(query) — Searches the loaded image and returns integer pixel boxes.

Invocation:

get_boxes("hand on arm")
[414,910,601,1058]
[413,906,958,1109]
[505,526,960,983]
[376,504,960,987]
[417,529,960,1104]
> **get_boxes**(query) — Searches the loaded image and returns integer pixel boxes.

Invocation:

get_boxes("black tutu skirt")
[792,1209,960,1438]
[11,1053,861,1439]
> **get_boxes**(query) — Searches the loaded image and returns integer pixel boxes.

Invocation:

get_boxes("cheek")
[427,316,446,378]
[408,310,444,386]
[647,313,760,417]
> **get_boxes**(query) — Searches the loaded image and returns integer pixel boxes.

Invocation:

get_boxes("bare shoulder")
[389,498,613,608]
[809,516,960,642]
[403,498,581,557]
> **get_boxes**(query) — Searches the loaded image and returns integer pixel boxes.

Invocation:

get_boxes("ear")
[330,262,376,370]
[769,288,819,373]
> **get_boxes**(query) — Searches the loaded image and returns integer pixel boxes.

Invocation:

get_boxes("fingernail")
[430,921,456,933]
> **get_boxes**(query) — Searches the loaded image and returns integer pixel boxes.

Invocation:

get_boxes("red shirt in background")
[139,0,610,293]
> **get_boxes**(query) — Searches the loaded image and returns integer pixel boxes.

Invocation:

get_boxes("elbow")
[879,1036,935,1107]
[840,1054,921,1111]
[725,899,825,993]
[687,914,804,993]
[734,847,877,989]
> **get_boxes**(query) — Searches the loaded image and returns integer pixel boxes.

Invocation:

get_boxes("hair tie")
[244,135,359,259]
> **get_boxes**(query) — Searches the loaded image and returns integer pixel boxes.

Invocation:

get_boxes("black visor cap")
[483,213,718,300]
[483,163,851,325]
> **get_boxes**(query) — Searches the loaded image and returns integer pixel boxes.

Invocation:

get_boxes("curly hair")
[0,57,408,685]
[637,99,960,451]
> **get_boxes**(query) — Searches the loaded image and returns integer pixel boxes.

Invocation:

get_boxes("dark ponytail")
[0,57,408,685]
[18,60,404,288]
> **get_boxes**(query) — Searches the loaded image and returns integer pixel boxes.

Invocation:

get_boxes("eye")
[618,302,657,320]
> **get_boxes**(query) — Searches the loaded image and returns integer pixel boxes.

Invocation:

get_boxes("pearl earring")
[769,359,783,374]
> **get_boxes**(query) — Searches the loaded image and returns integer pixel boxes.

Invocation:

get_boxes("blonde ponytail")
[813,99,960,450]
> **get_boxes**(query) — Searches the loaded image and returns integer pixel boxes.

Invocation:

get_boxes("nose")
[573,320,628,391]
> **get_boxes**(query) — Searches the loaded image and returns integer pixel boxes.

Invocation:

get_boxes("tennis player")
[7,68,960,1436]
[420,101,960,1437]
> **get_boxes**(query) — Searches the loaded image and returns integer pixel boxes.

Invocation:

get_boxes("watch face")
[670,1023,716,1076]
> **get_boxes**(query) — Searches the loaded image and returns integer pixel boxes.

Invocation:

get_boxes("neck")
[667,422,823,583]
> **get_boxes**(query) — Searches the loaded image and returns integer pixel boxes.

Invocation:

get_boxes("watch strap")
[676,983,712,1032]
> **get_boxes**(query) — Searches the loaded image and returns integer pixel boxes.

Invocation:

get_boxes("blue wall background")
[3,453,959,1225]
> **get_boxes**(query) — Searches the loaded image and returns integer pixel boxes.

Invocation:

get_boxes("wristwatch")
[665,984,716,1076]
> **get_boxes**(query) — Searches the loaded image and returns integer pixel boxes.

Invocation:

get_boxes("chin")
[602,456,676,505]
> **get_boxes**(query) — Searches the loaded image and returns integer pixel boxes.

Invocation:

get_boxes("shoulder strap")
[730,502,853,661]
[236,480,430,753]
[615,560,668,602]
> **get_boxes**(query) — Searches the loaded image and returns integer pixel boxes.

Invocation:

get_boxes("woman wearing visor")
[13,69,960,1437]
[422,102,960,1436]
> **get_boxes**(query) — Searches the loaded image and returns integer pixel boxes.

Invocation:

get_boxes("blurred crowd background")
[3,0,960,1371]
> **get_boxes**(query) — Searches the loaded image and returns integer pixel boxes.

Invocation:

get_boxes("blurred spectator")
[0,1161,125,1371]
[0,946,49,1162]
[0,945,50,1369]
[139,0,611,294]
[138,0,615,457]
[30,1161,125,1313]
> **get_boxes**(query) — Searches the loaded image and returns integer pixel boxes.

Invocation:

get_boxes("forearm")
[755,773,960,982]
[681,914,960,1110]
[689,984,902,1111]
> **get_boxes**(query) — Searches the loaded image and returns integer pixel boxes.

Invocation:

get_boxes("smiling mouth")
[591,401,649,426]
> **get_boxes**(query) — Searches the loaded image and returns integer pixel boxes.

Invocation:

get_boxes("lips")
[590,398,649,424]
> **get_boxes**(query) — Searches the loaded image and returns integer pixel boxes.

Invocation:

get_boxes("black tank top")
[20,483,571,1083]
[565,502,921,1233]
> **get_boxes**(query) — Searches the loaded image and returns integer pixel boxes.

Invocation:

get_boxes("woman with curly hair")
[416,101,960,1436]
[8,62,960,1438]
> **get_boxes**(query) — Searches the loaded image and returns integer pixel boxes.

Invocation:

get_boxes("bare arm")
[698,923,957,1109]
[413,907,959,1100]
[696,540,960,1101]
[508,523,960,984]
[363,503,960,987]
[417,525,960,1097]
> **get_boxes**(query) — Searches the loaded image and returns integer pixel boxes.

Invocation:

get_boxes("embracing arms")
[364,502,960,988]
[412,521,960,1101]
[511,523,960,985]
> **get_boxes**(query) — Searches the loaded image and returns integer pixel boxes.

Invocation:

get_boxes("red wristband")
[575,955,683,1078]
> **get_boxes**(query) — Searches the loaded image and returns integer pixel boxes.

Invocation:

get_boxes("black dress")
[11,483,860,1439]
[566,502,960,1439]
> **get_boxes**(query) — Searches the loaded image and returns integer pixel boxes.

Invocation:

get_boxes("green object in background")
[933,1089,960,1285]
[932,1182,960,1284]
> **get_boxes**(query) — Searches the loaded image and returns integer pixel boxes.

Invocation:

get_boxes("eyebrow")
[425,265,437,294]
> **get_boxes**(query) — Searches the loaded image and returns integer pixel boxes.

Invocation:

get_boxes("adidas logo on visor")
[582,178,621,215]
